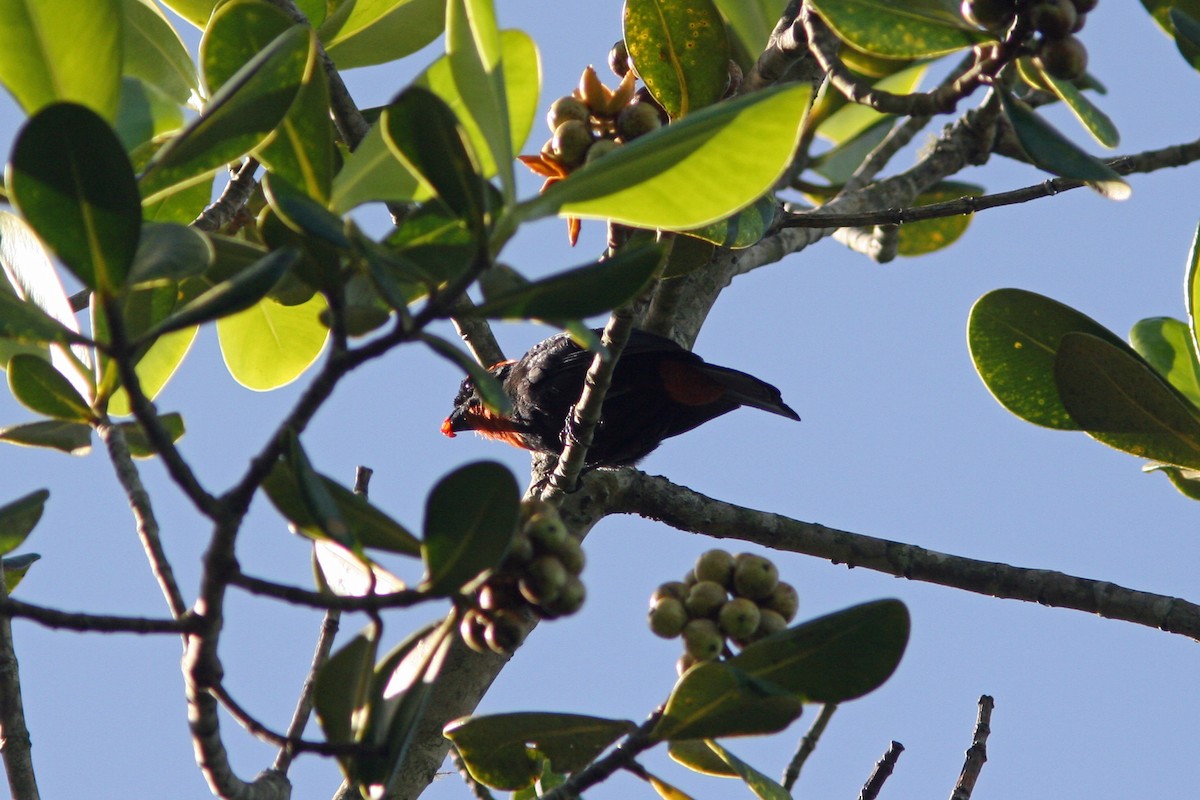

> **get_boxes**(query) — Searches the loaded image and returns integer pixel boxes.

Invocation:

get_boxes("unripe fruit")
[682,618,724,661]
[486,610,526,654]
[553,535,586,575]
[634,87,670,124]
[960,0,1016,30]
[756,608,788,638]
[584,138,619,165]
[763,581,799,622]
[460,610,490,653]
[685,580,728,619]
[502,532,535,568]
[526,511,569,552]
[552,119,594,167]
[617,102,662,141]
[546,96,589,132]
[694,549,735,587]
[652,581,689,604]
[609,39,631,77]
[718,597,761,640]
[733,554,779,600]
[544,575,586,616]
[649,597,688,638]
[1033,34,1088,80]
[1030,0,1077,39]
[652,599,691,638]
[478,580,520,611]
[683,569,698,587]
[519,555,568,604]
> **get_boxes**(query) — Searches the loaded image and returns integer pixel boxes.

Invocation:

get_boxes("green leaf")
[258,61,335,201]
[0,289,90,357]
[4,553,40,593]
[703,740,790,800]
[329,120,422,213]
[711,0,785,57]
[445,0,514,199]
[8,355,94,423]
[216,292,328,390]
[624,0,732,119]
[1169,7,1200,70]
[1033,68,1119,149]
[286,434,355,548]
[810,119,891,185]
[815,63,928,146]
[1055,332,1200,469]
[0,420,92,455]
[119,0,199,104]
[383,87,487,239]
[997,89,1129,200]
[668,739,738,776]
[469,244,664,320]
[1142,0,1200,33]
[1185,219,1200,365]
[1145,463,1200,501]
[127,223,214,287]
[807,0,984,58]
[730,599,909,702]
[200,0,292,93]
[444,713,637,791]
[312,540,408,597]
[139,25,314,203]
[0,0,122,119]
[141,247,300,340]
[116,412,186,458]
[115,77,186,151]
[263,461,421,556]
[263,174,349,248]
[653,661,803,741]
[423,334,512,415]
[158,0,219,28]
[314,630,377,745]
[421,461,519,595]
[8,103,142,294]
[662,235,716,279]
[1130,318,1200,408]
[0,489,48,557]
[645,770,698,800]
[968,288,1136,429]
[519,82,810,231]
[683,195,776,250]
[320,0,446,70]
[896,181,983,257]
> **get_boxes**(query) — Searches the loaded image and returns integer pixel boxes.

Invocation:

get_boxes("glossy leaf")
[896,181,983,256]
[0,420,92,455]
[384,87,487,238]
[314,630,377,746]
[704,740,790,800]
[730,599,909,702]
[8,355,94,423]
[139,25,314,203]
[1028,65,1119,149]
[200,0,291,94]
[445,713,636,790]
[446,0,514,199]
[4,553,40,593]
[159,0,219,27]
[470,244,664,320]
[119,0,198,104]
[668,739,737,776]
[1145,463,1200,501]
[519,82,810,231]
[8,103,142,294]
[1130,318,1200,408]
[321,0,446,70]
[0,0,122,118]
[421,461,519,595]
[259,63,335,201]
[1055,332,1200,469]
[216,293,328,390]
[0,489,48,557]
[140,247,300,340]
[116,412,186,458]
[624,0,731,119]
[653,661,803,741]
[806,0,984,58]
[646,771,697,800]
[997,89,1129,200]
[712,0,785,56]
[263,461,421,556]
[683,195,776,250]
[968,288,1135,429]
[815,63,928,146]
[423,334,512,415]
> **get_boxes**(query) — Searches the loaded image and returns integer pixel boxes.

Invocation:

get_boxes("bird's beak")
[440,416,457,438]
[441,407,474,437]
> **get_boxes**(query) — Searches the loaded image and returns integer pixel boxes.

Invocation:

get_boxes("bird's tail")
[699,364,801,420]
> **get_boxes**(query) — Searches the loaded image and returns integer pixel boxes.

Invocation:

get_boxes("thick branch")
[192,159,260,233]
[613,472,1200,641]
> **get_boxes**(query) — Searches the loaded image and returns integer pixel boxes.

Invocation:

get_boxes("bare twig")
[0,562,39,800]
[950,696,995,800]
[859,741,904,800]
[611,471,1200,641]
[191,158,260,233]
[782,702,837,790]
[228,571,422,610]
[97,422,189,620]
[0,598,195,634]
[274,609,342,773]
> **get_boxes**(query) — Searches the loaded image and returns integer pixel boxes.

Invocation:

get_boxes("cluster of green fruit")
[460,501,586,655]
[962,0,1098,80]
[648,549,799,675]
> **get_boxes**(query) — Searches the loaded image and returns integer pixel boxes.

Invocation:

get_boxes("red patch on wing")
[658,359,726,406]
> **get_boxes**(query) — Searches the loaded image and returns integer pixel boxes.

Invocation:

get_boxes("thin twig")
[950,695,994,800]
[782,702,837,790]
[97,422,189,620]
[859,741,904,800]
[228,571,422,610]
[274,609,342,773]
[0,562,40,800]
[0,598,195,634]
[212,684,358,758]
[538,711,662,800]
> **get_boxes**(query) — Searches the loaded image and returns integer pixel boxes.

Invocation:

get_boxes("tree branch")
[0,563,39,800]
[859,740,904,800]
[538,710,662,800]
[0,598,195,634]
[950,696,994,800]
[192,158,260,233]
[611,471,1200,641]
[782,702,837,790]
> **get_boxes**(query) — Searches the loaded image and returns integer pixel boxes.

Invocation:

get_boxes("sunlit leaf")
[421,461,519,594]
[896,181,982,256]
[216,292,328,390]
[806,0,984,58]
[624,0,731,118]
[119,0,199,104]
[0,489,48,557]
[8,355,94,423]
[712,0,785,57]
[1032,65,1119,149]
[321,0,446,70]
[668,739,738,776]
[4,553,40,593]
[1130,317,1200,409]
[0,420,92,455]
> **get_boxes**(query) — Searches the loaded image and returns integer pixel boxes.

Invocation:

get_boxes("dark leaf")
[421,461,519,595]
[127,223,214,287]
[683,196,776,250]
[263,173,349,248]
[314,630,377,748]
[116,413,186,459]
[652,661,803,741]
[8,354,94,423]
[423,335,512,416]
[0,489,49,557]
[0,420,92,455]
